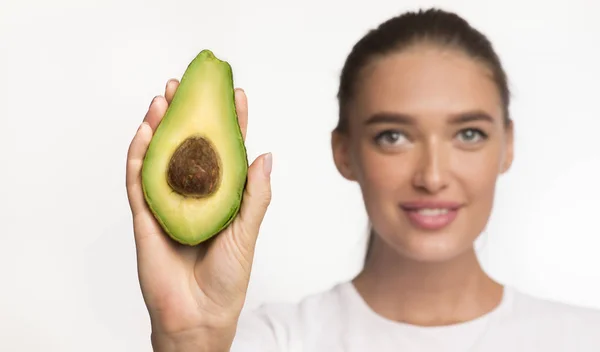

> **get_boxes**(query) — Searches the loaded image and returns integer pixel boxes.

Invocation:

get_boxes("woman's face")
[333,44,514,263]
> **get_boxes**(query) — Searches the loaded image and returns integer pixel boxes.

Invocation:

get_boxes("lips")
[399,200,462,230]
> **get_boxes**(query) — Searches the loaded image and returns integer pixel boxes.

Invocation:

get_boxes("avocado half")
[141,49,248,246]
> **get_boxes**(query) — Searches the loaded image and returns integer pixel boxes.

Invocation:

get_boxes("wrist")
[151,326,236,352]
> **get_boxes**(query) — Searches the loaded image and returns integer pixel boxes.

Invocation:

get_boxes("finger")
[143,95,168,132]
[165,79,180,105]
[237,152,273,240]
[126,122,153,217]
[234,88,248,141]
[126,97,169,216]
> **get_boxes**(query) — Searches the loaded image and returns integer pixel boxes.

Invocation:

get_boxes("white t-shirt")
[231,281,600,351]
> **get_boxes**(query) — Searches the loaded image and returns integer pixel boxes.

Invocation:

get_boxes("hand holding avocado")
[125,50,272,351]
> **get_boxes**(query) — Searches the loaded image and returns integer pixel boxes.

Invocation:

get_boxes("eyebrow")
[364,110,496,126]
[448,111,495,124]
[364,112,414,125]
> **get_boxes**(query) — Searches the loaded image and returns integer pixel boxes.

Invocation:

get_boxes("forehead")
[351,46,503,121]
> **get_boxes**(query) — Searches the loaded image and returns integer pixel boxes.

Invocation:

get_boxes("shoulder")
[501,285,600,347]
[509,285,600,322]
[231,282,351,352]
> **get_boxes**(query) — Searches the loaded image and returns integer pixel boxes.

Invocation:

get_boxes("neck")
[353,236,504,327]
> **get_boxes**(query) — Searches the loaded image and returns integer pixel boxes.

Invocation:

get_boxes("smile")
[414,208,450,216]
[399,201,462,231]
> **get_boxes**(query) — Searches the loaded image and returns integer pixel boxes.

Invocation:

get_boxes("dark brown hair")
[333,8,512,260]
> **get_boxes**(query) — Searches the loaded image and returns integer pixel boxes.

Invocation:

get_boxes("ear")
[331,130,357,181]
[500,120,514,174]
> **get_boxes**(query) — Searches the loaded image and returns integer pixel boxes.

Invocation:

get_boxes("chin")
[377,224,478,263]
[398,232,475,263]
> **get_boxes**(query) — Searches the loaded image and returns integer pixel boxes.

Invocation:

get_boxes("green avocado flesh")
[141,49,248,246]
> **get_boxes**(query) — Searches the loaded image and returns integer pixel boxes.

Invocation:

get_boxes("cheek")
[452,146,501,201]
[354,143,410,198]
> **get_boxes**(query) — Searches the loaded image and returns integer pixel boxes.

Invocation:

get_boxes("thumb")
[238,152,273,238]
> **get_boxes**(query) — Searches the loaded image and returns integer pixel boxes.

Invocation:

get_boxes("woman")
[125,8,600,352]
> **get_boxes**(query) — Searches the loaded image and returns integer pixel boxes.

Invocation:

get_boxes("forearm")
[151,327,236,352]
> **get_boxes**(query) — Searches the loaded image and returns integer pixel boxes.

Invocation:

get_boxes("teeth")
[417,208,449,216]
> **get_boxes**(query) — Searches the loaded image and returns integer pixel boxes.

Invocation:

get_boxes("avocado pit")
[167,136,222,198]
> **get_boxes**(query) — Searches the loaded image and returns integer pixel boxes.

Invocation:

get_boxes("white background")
[1,0,599,351]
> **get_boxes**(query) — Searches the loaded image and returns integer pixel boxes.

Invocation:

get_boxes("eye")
[374,130,408,146]
[456,128,487,143]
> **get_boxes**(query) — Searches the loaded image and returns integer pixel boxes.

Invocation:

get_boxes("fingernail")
[138,121,150,134]
[167,79,178,89]
[149,95,159,108]
[263,153,272,177]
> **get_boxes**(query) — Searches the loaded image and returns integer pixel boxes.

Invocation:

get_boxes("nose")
[412,138,449,194]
